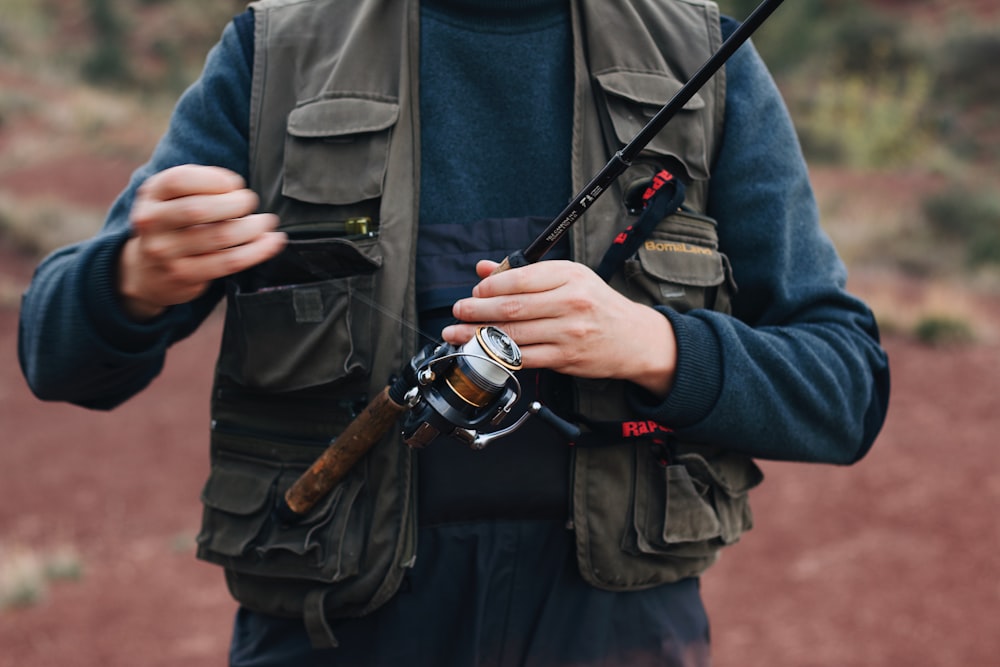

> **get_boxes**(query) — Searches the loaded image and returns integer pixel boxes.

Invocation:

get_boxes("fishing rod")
[281,0,786,518]
[495,0,786,273]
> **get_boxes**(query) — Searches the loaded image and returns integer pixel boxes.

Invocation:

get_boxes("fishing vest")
[195,0,763,646]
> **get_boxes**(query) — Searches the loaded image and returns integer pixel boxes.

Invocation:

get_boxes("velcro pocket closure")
[594,70,709,181]
[284,97,399,205]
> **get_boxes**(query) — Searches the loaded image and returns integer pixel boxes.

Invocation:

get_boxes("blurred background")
[1,1,998,665]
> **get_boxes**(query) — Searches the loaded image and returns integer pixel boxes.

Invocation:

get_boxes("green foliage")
[913,315,975,347]
[793,66,934,169]
[2,0,242,95]
[933,30,1000,107]
[717,0,889,75]
[0,0,54,58]
[928,29,1000,163]
[718,1,940,169]
[924,187,1000,269]
[81,0,133,86]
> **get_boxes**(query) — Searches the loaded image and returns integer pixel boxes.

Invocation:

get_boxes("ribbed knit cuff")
[79,230,187,355]
[626,308,723,429]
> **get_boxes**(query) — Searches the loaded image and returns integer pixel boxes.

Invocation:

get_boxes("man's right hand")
[117,164,287,321]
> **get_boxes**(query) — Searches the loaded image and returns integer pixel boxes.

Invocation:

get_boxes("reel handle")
[280,385,407,517]
[530,401,581,442]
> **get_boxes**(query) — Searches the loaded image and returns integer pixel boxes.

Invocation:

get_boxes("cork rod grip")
[282,386,407,516]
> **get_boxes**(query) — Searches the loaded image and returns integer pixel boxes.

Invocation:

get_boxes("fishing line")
[351,289,443,348]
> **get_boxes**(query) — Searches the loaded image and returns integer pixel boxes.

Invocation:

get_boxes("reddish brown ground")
[2,242,999,666]
[2,3,999,651]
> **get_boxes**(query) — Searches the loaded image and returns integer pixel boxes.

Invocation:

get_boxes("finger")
[139,165,246,201]
[133,188,261,234]
[165,213,279,259]
[510,341,568,372]
[166,231,287,284]
[455,276,573,324]
[475,259,500,279]
[472,260,572,298]
[451,292,531,325]
[439,321,478,346]
[441,317,554,351]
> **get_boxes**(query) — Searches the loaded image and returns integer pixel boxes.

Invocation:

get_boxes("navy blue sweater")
[19,0,889,470]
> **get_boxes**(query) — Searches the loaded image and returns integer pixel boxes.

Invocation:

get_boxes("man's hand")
[118,165,287,321]
[441,259,678,397]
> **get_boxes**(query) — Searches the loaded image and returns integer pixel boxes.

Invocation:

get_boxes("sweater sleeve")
[628,30,890,465]
[17,14,254,410]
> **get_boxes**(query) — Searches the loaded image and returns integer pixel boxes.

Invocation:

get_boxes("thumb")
[475,259,500,279]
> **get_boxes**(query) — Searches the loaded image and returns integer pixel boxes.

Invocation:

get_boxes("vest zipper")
[210,418,332,449]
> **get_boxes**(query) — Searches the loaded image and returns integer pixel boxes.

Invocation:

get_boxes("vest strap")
[303,588,340,649]
[595,170,686,281]
[571,413,673,452]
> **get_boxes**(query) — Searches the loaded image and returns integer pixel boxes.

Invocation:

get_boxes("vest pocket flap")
[283,97,399,205]
[287,98,399,138]
[675,451,764,498]
[636,231,724,288]
[594,70,709,181]
[632,211,724,286]
[595,70,705,110]
[197,456,277,558]
[200,459,274,515]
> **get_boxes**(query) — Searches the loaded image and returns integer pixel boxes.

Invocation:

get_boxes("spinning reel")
[280,326,577,517]
[399,326,524,449]
[399,325,574,450]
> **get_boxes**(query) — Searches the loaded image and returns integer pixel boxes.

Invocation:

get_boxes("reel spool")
[401,326,524,449]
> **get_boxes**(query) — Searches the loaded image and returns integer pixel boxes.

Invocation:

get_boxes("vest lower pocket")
[626,443,763,559]
[196,438,367,585]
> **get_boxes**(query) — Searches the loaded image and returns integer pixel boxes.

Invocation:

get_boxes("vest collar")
[422,0,568,25]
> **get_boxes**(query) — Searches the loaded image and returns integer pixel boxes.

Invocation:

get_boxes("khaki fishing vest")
[196,0,762,645]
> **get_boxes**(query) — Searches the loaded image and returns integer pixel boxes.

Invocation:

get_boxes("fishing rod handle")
[281,385,407,517]
[491,249,530,275]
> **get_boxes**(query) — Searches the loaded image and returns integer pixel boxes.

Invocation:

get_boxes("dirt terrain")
[2,241,999,666]
[2,0,999,657]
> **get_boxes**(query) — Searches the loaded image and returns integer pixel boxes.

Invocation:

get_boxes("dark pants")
[229,520,710,667]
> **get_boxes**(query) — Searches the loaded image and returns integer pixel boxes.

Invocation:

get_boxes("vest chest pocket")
[283,97,399,206]
[219,237,382,392]
[594,70,710,182]
[624,210,735,314]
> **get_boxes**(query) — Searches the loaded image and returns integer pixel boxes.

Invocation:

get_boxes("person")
[18,0,890,665]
